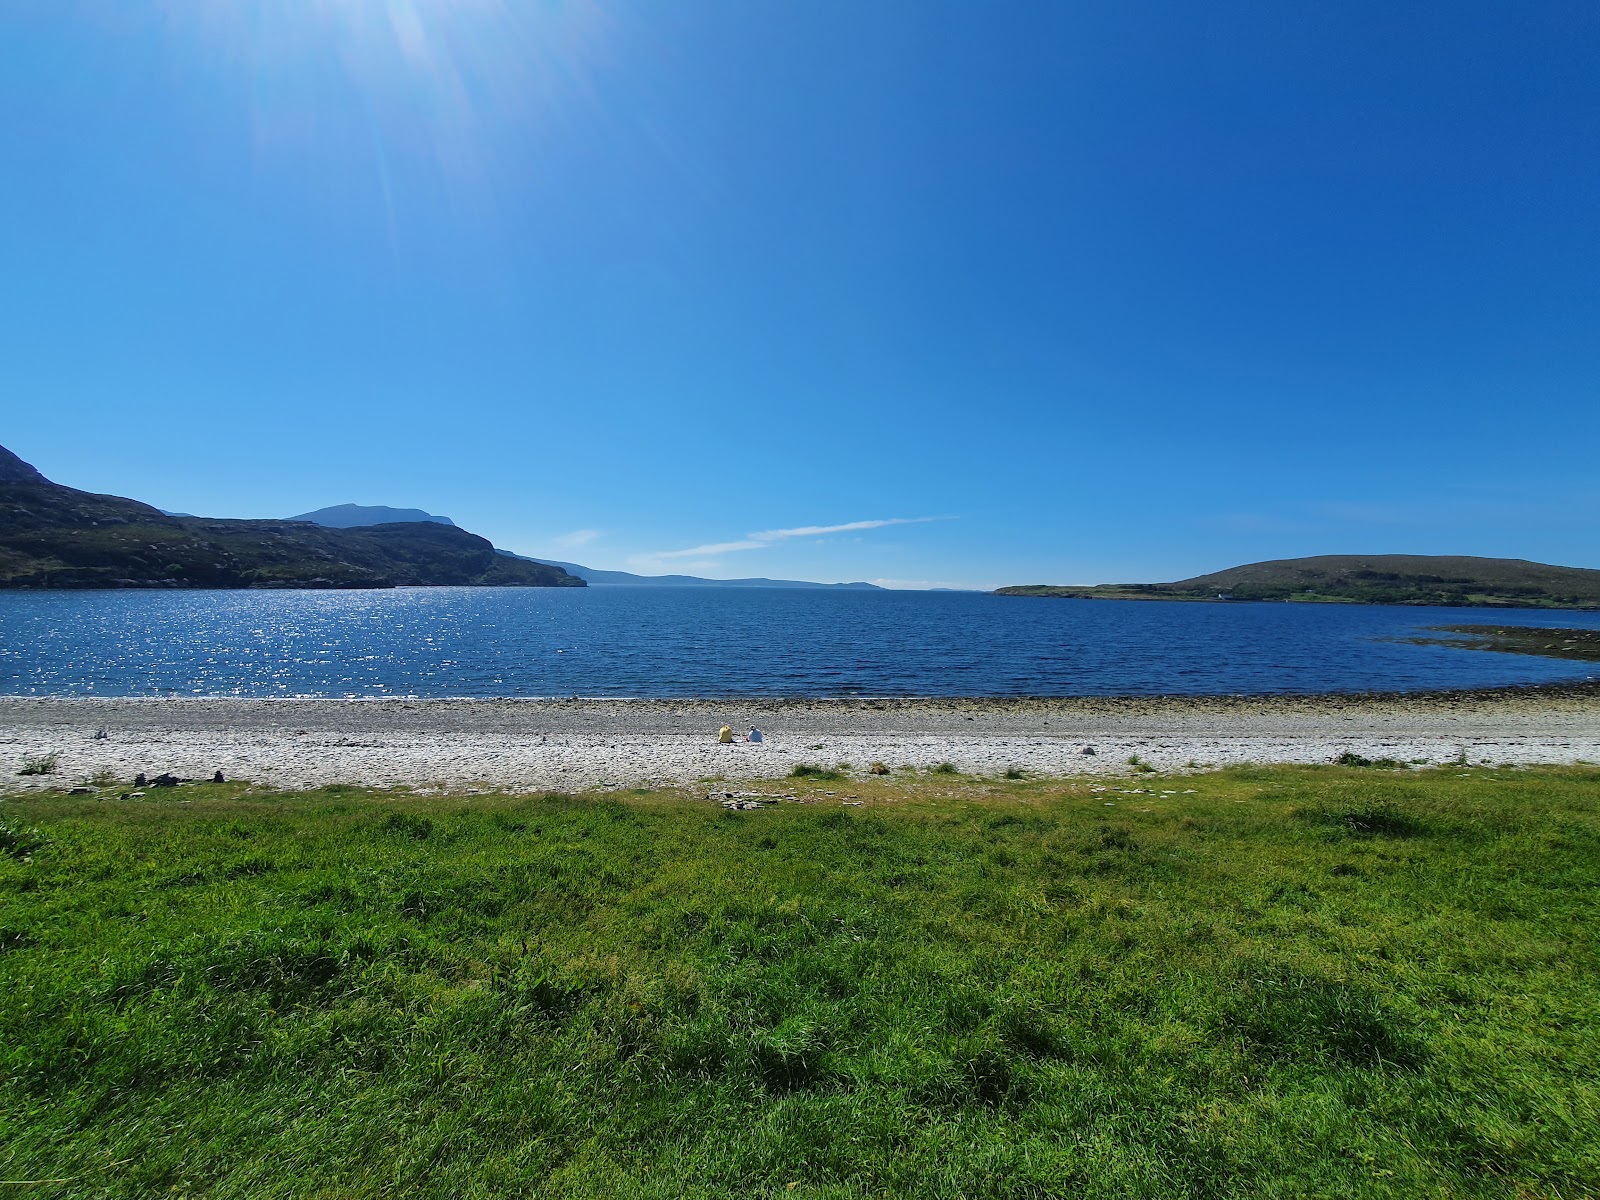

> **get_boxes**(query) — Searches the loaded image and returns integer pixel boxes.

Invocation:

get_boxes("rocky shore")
[3,685,1597,793]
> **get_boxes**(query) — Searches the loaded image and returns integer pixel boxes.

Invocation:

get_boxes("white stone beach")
[3,686,1597,793]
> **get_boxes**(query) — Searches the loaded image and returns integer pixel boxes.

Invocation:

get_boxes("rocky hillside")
[0,446,584,590]
[0,443,47,484]
[998,555,1600,610]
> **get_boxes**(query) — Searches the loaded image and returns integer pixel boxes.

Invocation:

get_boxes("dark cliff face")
[0,445,584,590]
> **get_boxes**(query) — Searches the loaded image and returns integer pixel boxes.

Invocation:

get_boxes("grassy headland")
[3,766,1598,1197]
[998,554,1600,610]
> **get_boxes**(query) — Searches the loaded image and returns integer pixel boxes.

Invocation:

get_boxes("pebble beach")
[4,684,1598,793]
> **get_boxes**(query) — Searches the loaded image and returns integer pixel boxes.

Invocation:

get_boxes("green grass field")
[3,766,1597,1198]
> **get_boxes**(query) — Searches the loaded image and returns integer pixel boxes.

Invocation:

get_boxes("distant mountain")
[997,555,1600,610]
[292,504,455,528]
[0,444,583,590]
[501,553,884,590]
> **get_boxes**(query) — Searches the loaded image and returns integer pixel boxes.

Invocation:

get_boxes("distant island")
[0,443,583,590]
[997,555,1600,611]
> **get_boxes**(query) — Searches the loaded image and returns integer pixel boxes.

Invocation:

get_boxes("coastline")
[4,683,1597,793]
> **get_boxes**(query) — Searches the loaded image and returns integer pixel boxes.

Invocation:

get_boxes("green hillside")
[998,555,1600,610]
[0,445,583,590]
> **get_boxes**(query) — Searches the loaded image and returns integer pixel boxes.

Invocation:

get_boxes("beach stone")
[68,786,95,795]
[713,790,788,810]
[3,693,1597,793]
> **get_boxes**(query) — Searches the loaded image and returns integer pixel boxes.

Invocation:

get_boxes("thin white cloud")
[871,578,991,591]
[654,540,767,560]
[749,517,938,540]
[553,528,602,548]
[653,517,941,561]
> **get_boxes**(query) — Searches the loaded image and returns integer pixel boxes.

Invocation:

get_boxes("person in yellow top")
[718,725,735,744]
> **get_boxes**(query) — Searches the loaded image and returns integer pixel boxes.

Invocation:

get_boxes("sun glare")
[167,0,615,220]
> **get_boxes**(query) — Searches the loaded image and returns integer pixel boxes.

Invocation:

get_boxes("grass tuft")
[790,764,844,781]
[382,812,433,840]
[1219,959,1424,1069]
[1301,802,1428,838]
[16,753,59,776]
[1333,751,1407,769]
[0,820,47,861]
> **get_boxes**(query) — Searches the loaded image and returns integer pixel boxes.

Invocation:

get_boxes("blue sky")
[3,1,1596,588]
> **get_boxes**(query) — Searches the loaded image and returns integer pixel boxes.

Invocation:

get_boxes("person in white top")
[747,727,763,743]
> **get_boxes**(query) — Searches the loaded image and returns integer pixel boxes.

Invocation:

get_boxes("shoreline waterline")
[0,678,1593,713]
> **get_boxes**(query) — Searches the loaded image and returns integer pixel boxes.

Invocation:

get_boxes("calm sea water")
[0,588,1596,699]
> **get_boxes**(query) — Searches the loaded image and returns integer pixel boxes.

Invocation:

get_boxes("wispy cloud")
[553,528,602,548]
[870,578,989,592]
[751,518,938,540]
[653,517,941,561]
[653,540,767,559]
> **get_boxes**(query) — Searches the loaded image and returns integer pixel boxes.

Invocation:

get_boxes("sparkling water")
[1,588,1596,699]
